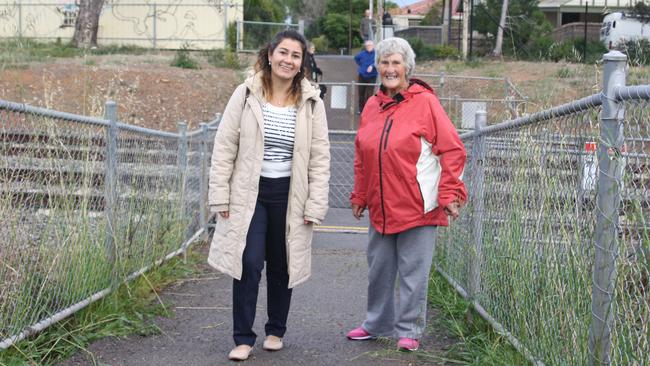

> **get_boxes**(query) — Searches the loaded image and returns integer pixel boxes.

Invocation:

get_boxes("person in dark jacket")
[306,42,326,99]
[354,40,378,113]
[346,37,467,352]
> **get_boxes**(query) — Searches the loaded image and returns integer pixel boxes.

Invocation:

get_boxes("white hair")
[375,37,416,76]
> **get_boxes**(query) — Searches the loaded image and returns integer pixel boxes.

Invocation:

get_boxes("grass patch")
[426,271,528,365]
[0,244,205,366]
[0,39,151,69]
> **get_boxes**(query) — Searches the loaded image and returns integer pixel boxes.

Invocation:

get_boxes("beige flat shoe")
[262,335,283,351]
[228,344,253,361]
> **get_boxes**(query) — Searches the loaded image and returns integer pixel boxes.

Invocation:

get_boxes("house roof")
[398,0,462,17]
[398,0,437,15]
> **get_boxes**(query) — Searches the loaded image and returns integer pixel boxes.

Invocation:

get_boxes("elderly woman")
[346,37,467,352]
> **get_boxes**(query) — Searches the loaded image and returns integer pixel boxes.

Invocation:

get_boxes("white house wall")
[0,0,244,50]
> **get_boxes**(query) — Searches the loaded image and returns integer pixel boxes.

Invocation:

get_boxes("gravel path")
[59,209,454,366]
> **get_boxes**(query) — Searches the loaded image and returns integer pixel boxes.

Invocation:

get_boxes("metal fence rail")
[436,51,650,364]
[324,51,649,364]
[319,74,528,131]
[0,99,220,350]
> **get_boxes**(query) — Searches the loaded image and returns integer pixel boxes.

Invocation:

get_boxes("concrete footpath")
[60,209,453,366]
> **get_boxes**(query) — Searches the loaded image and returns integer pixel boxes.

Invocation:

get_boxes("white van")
[600,12,650,49]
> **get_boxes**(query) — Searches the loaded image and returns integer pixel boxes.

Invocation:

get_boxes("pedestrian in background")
[306,41,326,99]
[354,40,378,113]
[347,37,467,352]
[360,9,375,42]
[208,29,330,361]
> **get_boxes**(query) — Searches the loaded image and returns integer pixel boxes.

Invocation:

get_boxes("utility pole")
[462,0,469,59]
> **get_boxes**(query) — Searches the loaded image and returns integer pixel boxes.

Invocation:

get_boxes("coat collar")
[376,78,434,110]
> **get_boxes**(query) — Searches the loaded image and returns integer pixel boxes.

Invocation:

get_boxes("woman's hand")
[351,204,365,220]
[444,202,460,220]
[304,219,313,225]
[219,211,229,219]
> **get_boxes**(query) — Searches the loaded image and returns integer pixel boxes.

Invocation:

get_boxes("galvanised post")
[152,3,157,49]
[177,121,188,208]
[199,123,208,235]
[298,19,304,35]
[588,50,627,366]
[104,101,118,286]
[439,72,445,100]
[468,111,486,313]
[350,81,356,130]
[18,2,22,38]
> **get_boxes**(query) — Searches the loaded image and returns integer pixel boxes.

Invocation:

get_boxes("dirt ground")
[0,51,628,132]
[0,53,245,132]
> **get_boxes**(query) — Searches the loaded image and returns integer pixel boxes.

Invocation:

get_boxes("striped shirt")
[261,103,297,178]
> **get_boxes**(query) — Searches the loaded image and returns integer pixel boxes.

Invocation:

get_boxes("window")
[59,4,78,28]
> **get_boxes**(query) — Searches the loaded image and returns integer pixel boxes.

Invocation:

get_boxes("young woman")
[207,30,330,361]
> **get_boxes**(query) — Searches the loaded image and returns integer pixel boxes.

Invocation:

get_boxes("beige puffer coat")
[207,73,330,288]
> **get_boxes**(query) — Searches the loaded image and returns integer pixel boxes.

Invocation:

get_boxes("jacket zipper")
[378,113,394,234]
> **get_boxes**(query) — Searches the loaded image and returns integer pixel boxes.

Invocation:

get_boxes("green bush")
[227,22,237,51]
[433,44,460,59]
[311,35,330,54]
[408,38,459,61]
[171,44,200,69]
[622,39,650,66]
[205,48,239,69]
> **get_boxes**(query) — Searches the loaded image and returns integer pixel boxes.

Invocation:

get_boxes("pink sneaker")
[346,327,376,340]
[397,337,419,351]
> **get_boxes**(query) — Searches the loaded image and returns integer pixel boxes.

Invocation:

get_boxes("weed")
[171,44,200,70]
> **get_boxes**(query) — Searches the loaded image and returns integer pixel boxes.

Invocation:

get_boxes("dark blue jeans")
[233,176,292,346]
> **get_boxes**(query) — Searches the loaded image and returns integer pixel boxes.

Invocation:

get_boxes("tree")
[493,0,508,56]
[421,1,444,26]
[73,0,104,48]
[474,0,552,58]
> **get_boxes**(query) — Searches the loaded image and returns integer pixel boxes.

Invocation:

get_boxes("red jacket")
[350,79,467,234]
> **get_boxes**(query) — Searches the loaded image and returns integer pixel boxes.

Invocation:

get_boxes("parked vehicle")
[600,12,650,49]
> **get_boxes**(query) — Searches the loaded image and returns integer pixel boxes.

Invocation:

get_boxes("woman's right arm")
[350,129,367,219]
[208,84,248,215]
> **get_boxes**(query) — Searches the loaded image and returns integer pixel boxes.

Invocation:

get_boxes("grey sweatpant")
[361,225,437,339]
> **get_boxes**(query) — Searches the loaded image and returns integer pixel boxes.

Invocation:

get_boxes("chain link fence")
[435,53,650,364]
[318,74,527,131]
[235,20,302,53]
[0,99,219,350]
[324,52,648,363]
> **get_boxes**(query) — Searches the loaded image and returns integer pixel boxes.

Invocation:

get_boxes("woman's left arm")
[429,96,468,210]
[304,99,331,224]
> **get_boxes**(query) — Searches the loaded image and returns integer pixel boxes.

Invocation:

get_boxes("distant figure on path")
[208,29,330,361]
[306,41,326,99]
[354,40,378,113]
[360,9,375,42]
[347,37,467,352]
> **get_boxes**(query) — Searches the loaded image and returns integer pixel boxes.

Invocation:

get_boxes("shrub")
[227,22,237,51]
[171,44,200,69]
[311,35,330,54]
[622,39,650,66]
[433,45,460,59]
[205,48,239,69]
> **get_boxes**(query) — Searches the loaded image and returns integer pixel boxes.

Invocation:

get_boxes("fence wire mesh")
[236,21,300,53]
[0,109,111,339]
[612,99,650,365]
[0,101,215,349]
